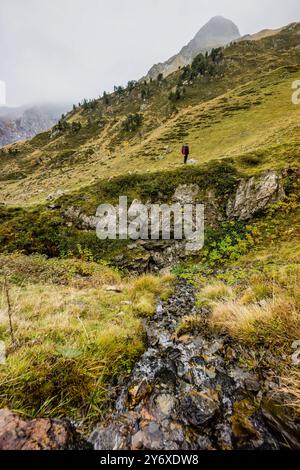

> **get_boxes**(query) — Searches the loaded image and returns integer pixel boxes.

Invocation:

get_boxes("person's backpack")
[182,145,189,156]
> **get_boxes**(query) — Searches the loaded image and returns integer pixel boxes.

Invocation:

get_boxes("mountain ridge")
[145,16,240,80]
[1,21,299,206]
[0,18,299,447]
[0,103,69,148]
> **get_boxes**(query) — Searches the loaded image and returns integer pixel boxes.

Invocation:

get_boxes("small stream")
[90,280,290,450]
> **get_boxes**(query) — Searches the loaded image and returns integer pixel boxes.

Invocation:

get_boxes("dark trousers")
[184,154,189,164]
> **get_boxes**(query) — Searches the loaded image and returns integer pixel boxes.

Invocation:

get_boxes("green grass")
[0,160,240,260]
[0,23,299,207]
[176,189,300,358]
[0,255,174,427]
[0,23,300,425]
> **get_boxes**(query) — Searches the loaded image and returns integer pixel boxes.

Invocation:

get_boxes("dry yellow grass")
[130,273,175,317]
[0,255,174,423]
[209,289,300,347]
[200,282,234,302]
[195,246,300,348]
[278,372,300,413]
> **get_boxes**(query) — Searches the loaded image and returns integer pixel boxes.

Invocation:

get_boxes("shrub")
[122,113,143,132]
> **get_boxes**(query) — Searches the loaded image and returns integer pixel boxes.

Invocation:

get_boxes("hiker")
[182,144,190,164]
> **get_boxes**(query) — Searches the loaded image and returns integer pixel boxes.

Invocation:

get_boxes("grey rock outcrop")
[226,171,284,220]
[146,17,240,81]
[172,184,200,204]
[63,206,99,229]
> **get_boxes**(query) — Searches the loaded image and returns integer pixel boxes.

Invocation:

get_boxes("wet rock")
[0,409,90,450]
[205,366,217,380]
[90,280,283,450]
[128,379,153,407]
[154,363,177,386]
[156,394,176,416]
[140,407,156,421]
[132,422,164,450]
[229,367,259,390]
[196,435,214,450]
[216,423,233,450]
[90,412,138,450]
[131,430,145,449]
[180,391,220,428]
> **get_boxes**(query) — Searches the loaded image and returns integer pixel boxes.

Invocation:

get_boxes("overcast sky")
[1,0,299,106]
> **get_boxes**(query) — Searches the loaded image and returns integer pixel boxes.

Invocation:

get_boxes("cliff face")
[146,16,240,80]
[0,104,68,147]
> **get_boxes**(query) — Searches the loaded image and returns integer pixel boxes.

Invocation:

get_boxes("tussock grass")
[278,372,300,413]
[199,282,234,302]
[206,264,300,348]
[196,282,234,311]
[210,296,299,347]
[130,274,175,317]
[0,255,173,425]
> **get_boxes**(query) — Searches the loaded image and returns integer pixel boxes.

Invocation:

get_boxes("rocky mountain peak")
[146,16,240,80]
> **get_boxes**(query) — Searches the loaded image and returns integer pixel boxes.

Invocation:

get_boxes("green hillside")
[0,21,299,443]
[0,23,299,206]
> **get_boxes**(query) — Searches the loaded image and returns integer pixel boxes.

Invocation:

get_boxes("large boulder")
[0,409,91,450]
[63,206,99,229]
[172,184,200,204]
[226,171,284,220]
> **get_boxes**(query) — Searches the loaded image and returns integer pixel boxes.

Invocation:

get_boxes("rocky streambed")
[1,279,299,450]
[90,280,297,450]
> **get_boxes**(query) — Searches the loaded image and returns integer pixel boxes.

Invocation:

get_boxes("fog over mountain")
[0,104,70,147]
[0,0,299,107]
[146,16,241,80]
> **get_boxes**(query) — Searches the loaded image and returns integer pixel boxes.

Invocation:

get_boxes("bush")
[122,113,143,132]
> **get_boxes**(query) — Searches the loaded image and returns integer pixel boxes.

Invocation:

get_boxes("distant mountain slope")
[0,21,299,206]
[0,104,69,148]
[146,16,240,80]
[239,27,284,42]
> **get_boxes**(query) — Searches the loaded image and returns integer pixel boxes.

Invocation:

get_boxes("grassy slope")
[175,191,300,414]
[0,23,299,425]
[0,23,299,205]
[0,255,174,425]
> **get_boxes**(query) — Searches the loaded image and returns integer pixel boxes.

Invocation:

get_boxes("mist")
[1,0,299,106]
